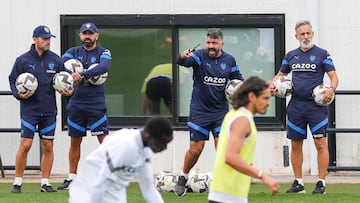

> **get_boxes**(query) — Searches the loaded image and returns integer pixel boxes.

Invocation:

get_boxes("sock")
[180,172,189,179]
[318,179,325,186]
[14,177,22,186]
[68,173,76,180]
[295,178,304,186]
[41,178,49,186]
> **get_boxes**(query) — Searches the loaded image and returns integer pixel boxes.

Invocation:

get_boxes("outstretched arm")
[138,159,164,203]
[176,49,196,67]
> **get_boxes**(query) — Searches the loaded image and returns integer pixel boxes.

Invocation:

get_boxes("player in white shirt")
[69,116,173,203]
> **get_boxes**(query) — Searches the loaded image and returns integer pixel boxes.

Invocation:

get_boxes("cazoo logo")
[291,63,317,71]
[203,76,226,86]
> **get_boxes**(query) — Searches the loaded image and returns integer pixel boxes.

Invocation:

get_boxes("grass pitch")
[0,182,359,203]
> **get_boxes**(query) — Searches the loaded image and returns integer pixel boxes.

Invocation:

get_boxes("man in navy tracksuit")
[9,25,67,193]
[174,28,244,196]
[57,22,112,190]
[272,20,339,194]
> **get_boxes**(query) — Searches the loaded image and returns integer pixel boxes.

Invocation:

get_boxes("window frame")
[60,14,286,131]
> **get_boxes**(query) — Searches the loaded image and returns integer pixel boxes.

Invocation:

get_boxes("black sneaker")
[11,184,22,193]
[40,184,57,192]
[312,180,326,194]
[175,175,188,196]
[286,180,305,193]
[57,179,72,190]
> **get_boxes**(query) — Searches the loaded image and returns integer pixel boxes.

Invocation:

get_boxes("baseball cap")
[80,22,98,33]
[33,25,55,38]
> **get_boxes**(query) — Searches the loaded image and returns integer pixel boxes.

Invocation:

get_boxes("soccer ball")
[64,59,84,74]
[15,72,38,93]
[312,84,335,106]
[52,71,74,91]
[154,171,177,192]
[189,173,211,193]
[273,76,292,98]
[225,79,243,103]
[87,63,108,85]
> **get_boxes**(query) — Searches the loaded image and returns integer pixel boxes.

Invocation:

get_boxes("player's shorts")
[286,99,328,140]
[187,109,227,141]
[146,76,172,105]
[67,105,108,137]
[21,115,56,140]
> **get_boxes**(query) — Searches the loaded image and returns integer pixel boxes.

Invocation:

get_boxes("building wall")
[0,0,359,176]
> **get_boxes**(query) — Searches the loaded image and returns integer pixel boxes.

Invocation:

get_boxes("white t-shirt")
[69,129,164,203]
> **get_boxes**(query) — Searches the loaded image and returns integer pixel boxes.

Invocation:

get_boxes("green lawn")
[0,182,359,203]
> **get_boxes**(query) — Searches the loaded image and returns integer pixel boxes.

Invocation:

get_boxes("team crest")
[44,26,50,33]
[91,57,97,63]
[310,55,316,62]
[220,63,226,70]
[48,63,55,69]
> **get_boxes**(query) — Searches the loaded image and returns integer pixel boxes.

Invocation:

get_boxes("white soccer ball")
[87,63,108,85]
[64,59,84,74]
[312,84,335,106]
[225,79,243,103]
[15,72,38,93]
[273,76,292,98]
[189,173,210,193]
[52,71,74,91]
[154,171,177,192]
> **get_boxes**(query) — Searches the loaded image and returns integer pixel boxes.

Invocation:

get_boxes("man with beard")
[271,20,339,194]
[58,22,112,190]
[174,28,244,196]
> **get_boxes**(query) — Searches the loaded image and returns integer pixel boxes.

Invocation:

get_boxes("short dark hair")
[231,76,269,109]
[144,116,173,140]
[207,28,223,40]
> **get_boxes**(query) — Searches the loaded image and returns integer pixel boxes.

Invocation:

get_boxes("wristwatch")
[330,86,337,92]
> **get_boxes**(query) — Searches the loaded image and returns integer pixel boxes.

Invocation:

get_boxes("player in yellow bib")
[141,63,173,115]
[141,63,190,115]
[208,76,280,203]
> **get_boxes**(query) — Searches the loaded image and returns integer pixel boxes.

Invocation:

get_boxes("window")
[60,14,286,130]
